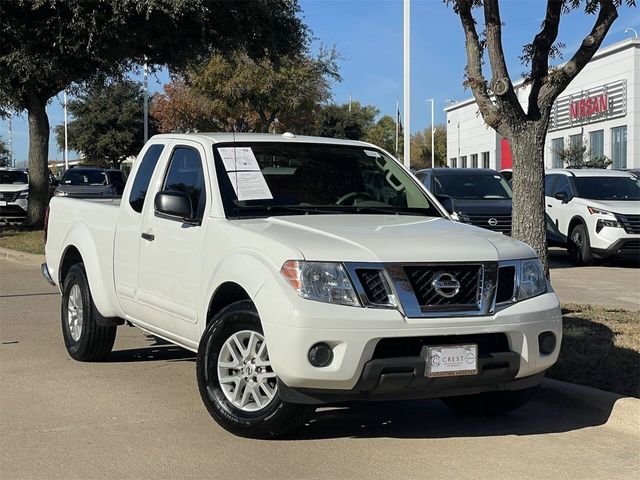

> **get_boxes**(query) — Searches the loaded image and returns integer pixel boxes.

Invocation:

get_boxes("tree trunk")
[509,122,550,276]
[25,97,50,228]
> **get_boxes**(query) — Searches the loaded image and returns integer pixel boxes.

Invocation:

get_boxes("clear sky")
[2,0,639,164]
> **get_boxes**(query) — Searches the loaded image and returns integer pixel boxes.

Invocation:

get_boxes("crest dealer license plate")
[425,344,478,378]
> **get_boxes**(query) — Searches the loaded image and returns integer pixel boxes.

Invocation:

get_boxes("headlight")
[587,206,614,216]
[517,259,547,300]
[54,190,68,197]
[596,218,621,231]
[280,260,360,306]
[17,190,28,199]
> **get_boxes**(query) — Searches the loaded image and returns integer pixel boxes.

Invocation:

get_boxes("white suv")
[545,169,640,265]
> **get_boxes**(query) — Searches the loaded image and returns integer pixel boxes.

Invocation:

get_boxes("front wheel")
[441,386,539,416]
[196,300,314,439]
[568,224,594,265]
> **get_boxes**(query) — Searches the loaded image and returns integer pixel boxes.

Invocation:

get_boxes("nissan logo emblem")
[488,217,498,227]
[431,272,461,298]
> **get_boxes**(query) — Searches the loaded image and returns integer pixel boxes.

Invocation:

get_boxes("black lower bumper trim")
[592,238,640,258]
[279,351,541,405]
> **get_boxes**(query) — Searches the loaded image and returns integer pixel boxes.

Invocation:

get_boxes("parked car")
[55,166,127,197]
[416,168,513,235]
[545,168,640,264]
[43,133,561,438]
[0,168,29,222]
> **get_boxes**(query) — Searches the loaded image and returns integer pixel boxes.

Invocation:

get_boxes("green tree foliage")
[0,138,9,167]
[364,115,398,154]
[153,48,340,134]
[552,143,613,169]
[313,102,379,140]
[55,80,150,168]
[409,125,447,169]
[0,0,306,225]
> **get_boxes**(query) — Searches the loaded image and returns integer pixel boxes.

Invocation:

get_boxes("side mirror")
[435,194,455,215]
[554,191,570,203]
[154,190,195,223]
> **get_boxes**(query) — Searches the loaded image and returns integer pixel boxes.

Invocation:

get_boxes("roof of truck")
[149,132,379,149]
[545,168,635,178]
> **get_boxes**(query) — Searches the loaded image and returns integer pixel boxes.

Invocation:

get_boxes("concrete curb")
[0,246,45,267]
[543,378,639,436]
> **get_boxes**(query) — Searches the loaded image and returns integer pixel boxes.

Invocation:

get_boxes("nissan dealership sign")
[549,79,626,131]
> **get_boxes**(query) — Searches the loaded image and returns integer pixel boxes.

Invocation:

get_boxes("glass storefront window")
[482,152,490,169]
[569,134,583,149]
[450,157,457,168]
[589,130,604,160]
[551,138,564,168]
[611,126,627,169]
[471,154,478,168]
[460,156,467,168]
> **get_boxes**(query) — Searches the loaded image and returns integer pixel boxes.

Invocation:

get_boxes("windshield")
[213,142,441,218]
[0,170,28,184]
[61,169,108,186]
[573,176,640,201]
[434,173,512,200]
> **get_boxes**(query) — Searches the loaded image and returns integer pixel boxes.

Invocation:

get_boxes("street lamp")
[63,90,68,171]
[624,27,638,38]
[143,57,149,143]
[427,99,435,168]
[403,0,411,169]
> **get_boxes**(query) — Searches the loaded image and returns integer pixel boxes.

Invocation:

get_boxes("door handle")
[547,204,552,208]
[141,232,155,241]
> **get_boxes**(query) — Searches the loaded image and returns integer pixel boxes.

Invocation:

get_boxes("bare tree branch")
[539,0,618,107]
[526,0,563,120]
[454,0,504,132]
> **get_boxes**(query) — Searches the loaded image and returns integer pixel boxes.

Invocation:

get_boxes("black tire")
[568,223,594,266]
[61,264,116,361]
[196,300,314,439]
[441,386,539,416]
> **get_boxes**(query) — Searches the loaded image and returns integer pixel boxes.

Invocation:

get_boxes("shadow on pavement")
[284,383,625,440]
[549,248,640,270]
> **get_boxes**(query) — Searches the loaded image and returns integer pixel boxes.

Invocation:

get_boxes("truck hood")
[574,198,640,215]
[0,183,29,193]
[236,214,535,263]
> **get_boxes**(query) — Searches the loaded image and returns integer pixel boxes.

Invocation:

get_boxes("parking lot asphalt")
[549,248,640,310]
[1,260,639,480]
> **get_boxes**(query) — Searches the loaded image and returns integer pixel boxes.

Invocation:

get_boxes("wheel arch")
[568,215,588,237]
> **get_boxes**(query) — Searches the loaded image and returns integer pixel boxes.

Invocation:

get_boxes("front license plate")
[426,344,478,378]
[0,201,6,206]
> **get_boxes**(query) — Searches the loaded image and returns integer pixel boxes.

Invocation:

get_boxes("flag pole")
[143,56,149,143]
[403,0,411,168]
[63,90,68,171]
[395,99,399,155]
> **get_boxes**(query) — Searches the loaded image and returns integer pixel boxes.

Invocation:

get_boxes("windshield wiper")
[235,205,350,216]
[345,205,431,216]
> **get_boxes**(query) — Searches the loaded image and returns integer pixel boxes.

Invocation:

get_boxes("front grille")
[372,333,510,359]
[0,205,27,218]
[495,266,516,303]
[615,213,640,234]
[356,269,390,305]
[0,191,20,202]
[403,264,482,311]
[618,239,640,254]
[463,214,512,235]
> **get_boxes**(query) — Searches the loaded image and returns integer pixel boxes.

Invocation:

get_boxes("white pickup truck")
[43,133,562,438]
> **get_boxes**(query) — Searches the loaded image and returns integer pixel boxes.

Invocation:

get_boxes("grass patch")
[0,229,45,255]
[548,304,640,397]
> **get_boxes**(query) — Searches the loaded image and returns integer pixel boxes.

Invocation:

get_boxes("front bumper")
[592,237,640,258]
[255,274,562,392]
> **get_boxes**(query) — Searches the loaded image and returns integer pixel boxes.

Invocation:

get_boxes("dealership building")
[444,37,639,171]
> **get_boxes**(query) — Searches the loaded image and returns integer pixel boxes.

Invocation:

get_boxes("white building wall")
[445,38,639,170]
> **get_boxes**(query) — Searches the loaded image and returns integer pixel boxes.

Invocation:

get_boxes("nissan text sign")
[569,94,608,120]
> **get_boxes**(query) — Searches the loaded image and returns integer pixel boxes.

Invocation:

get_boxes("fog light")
[538,331,556,355]
[308,343,333,367]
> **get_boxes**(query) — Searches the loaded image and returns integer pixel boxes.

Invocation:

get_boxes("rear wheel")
[196,300,314,439]
[568,223,593,265]
[441,386,539,416]
[61,264,116,361]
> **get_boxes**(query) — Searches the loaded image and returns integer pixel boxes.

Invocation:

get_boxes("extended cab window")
[163,147,207,220]
[129,144,164,213]
[544,175,557,196]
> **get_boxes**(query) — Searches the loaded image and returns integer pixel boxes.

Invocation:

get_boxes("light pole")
[403,0,410,168]
[63,90,69,171]
[8,112,13,167]
[427,99,434,168]
[624,27,638,38]
[143,57,149,143]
